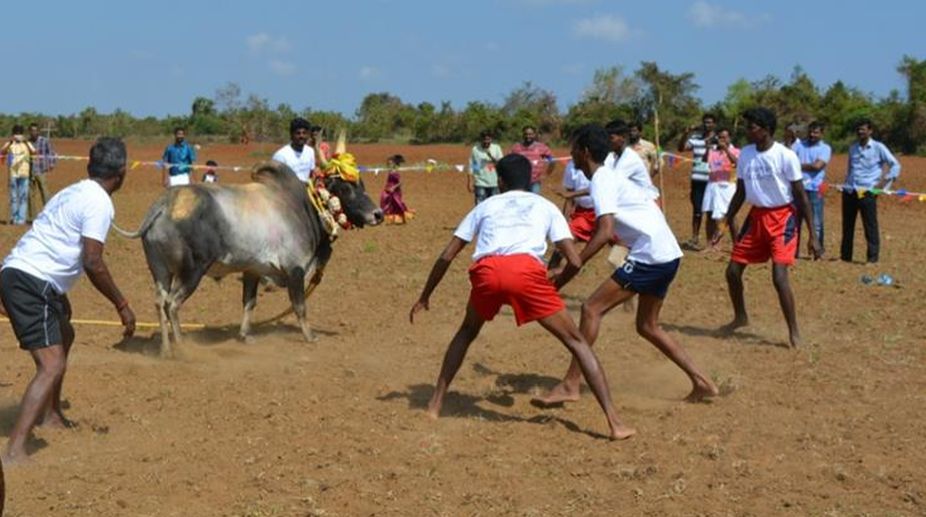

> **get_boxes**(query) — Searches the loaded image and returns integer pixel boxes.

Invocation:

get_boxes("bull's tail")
[111,204,165,239]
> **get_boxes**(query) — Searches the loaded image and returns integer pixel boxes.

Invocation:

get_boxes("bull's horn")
[334,128,347,156]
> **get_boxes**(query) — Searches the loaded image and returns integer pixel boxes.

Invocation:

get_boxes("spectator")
[272,118,315,185]
[161,127,197,187]
[310,124,330,177]
[629,120,661,180]
[795,122,832,256]
[202,160,219,183]
[841,118,901,264]
[467,130,503,204]
[27,123,57,221]
[509,125,554,194]
[0,125,35,225]
[703,128,740,247]
[677,113,717,250]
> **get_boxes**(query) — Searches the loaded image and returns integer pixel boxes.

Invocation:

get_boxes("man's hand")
[409,297,429,324]
[118,304,136,338]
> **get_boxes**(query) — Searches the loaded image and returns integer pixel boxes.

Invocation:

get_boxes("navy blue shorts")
[611,258,680,299]
[0,268,72,350]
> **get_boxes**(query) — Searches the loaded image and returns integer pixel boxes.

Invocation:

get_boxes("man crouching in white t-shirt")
[0,137,136,464]
[535,123,718,408]
[410,154,635,441]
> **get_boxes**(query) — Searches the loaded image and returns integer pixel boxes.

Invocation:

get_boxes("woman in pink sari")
[380,154,415,224]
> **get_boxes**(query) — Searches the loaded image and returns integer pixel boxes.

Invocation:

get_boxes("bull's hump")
[169,189,201,221]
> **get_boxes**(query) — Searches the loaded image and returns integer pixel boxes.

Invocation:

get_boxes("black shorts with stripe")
[0,268,71,350]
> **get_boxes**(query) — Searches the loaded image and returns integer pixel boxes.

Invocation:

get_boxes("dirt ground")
[0,139,924,516]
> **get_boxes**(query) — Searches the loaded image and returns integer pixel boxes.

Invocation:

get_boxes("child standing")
[410,154,635,441]
[380,154,414,224]
[202,160,218,183]
[703,129,740,247]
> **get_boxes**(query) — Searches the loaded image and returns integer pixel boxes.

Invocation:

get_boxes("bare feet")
[531,382,581,407]
[718,317,749,335]
[684,378,721,402]
[609,424,637,441]
[0,449,30,466]
[38,411,77,429]
[788,332,802,349]
[425,405,440,419]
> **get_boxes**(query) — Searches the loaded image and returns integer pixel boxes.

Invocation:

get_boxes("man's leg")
[689,180,703,245]
[534,277,635,405]
[427,303,486,418]
[41,319,76,428]
[810,190,825,254]
[840,190,858,262]
[536,309,635,440]
[723,261,749,331]
[2,345,67,464]
[771,264,802,348]
[635,294,719,401]
[858,194,879,263]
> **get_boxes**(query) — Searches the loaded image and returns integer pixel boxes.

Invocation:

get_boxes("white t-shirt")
[454,190,572,263]
[603,149,660,199]
[272,144,316,183]
[562,160,594,209]
[737,142,802,207]
[2,179,115,293]
[590,166,682,265]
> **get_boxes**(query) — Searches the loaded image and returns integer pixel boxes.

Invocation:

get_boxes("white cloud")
[359,66,379,80]
[573,15,636,43]
[246,33,291,54]
[688,1,767,28]
[269,59,296,76]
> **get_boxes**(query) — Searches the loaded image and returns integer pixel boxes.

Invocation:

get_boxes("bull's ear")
[251,161,284,182]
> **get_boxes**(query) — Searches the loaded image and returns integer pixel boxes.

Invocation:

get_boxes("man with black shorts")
[677,113,717,249]
[0,137,136,464]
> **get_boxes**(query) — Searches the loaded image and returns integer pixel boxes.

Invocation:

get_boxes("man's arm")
[791,180,821,259]
[725,179,746,227]
[879,143,901,187]
[677,127,693,152]
[409,236,468,323]
[551,238,582,289]
[81,237,136,337]
[579,214,616,266]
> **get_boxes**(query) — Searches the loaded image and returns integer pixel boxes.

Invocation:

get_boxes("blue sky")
[5,0,923,118]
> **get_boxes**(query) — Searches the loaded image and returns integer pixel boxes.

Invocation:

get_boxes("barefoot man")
[0,137,136,464]
[721,107,821,347]
[536,122,718,407]
[410,154,635,440]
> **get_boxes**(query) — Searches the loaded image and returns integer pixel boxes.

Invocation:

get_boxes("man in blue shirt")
[161,127,197,187]
[841,118,900,264]
[796,122,832,255]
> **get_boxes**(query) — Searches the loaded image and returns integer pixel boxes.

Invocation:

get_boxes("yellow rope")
[0,317,205,330]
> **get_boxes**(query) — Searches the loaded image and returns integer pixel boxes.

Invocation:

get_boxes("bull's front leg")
[286,267,316,343]
[239,273,260,343]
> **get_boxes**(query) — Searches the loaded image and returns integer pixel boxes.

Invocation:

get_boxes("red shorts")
[468,254,565,326]
[731,205,798,266]
[568,207,597,242]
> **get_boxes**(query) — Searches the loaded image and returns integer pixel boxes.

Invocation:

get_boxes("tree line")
[3,56,924,154]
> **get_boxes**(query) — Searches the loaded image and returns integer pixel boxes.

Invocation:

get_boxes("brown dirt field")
[1,139,924,516]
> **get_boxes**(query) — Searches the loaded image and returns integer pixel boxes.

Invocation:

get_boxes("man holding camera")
[1,125,36,225]
[677,113,717,250]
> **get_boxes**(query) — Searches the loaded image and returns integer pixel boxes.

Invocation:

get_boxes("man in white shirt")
[0,137,136,464]
[722,107,821,348]
[604,119,660,200]
[410,154,635,441]
[535,124,718,410]
[272,118,316,184]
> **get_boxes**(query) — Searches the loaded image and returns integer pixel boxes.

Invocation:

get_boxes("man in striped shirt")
[677,113,716,250]
[28,123,57,220]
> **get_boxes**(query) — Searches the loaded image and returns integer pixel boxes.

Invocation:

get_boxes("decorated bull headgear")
[315,129,360,183]
[309,129,356,238]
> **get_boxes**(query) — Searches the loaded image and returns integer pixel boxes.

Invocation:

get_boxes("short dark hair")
[742,107,777,135]
[808,121,825,132]
[702,113,716,122]
[88,137,127,179]
[522,125,536,133]
[479,129,494,139]
[206,159,218,166]
[11,124,24,135]
[310,124,322,132]
[604,119,630,137]
[630,120,644,131]
[174,126,185,134]
[496,154,532,190]
[716,127,731,136]
[290,117,311,134]
[572,124,611,163]
[388,154,405,166]
[29,122,39,130]
[855,117,873,130]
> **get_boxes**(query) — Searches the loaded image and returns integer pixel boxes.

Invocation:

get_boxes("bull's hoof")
[238,334,256,345]
[303,332,318,343]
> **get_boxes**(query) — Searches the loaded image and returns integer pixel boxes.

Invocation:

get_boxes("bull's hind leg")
[166,266,209,352]
[286,267,316,343]
[156,286,173,358]
[239,273,260,343]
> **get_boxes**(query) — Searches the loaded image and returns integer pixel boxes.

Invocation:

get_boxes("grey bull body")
[115,162,382,356]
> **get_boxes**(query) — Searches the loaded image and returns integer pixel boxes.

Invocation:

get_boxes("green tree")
[634,62,702,145]
[501,81,561,142]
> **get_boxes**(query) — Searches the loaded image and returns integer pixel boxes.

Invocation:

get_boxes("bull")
[114,159,382,357]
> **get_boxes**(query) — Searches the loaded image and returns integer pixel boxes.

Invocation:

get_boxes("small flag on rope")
[856,188,868,199]
[454,164,464,173]
[130,161,141,170]
[425,159,437,173]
